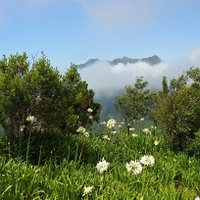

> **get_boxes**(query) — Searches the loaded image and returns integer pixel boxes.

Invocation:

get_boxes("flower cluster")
[140,155,155,166]
[107,119,116,129]
[131,133,138,138]
[102,135,110,140]
[143,128,151,134]
[126,155,155,174]
[126,160,142,175]
[154,140,159,146]
[96,159,109,173]
[87,108,93,113]
[83,132,90,137]
[76,126,86,133]
[76,126,90,137]
[83,185,93,196]
[20,125,26,132]
[26,115,35,124]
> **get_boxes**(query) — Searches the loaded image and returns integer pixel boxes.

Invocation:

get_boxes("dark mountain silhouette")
[78,58,100,69]
[78,55,161,69]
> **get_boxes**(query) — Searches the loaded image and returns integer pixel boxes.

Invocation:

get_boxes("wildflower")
[143,128,150,134]
[126,160,143,175]
[120,121,125,125]
[26,115,35,124]
[129,127,135,131]
[101,121,106,125]
[89,115,93,120]
[107,119,116,129]
[132,133,138,138]
[111,131,116,134]
[140,118,144,121]
[83,132,90,137]
[87,108,93,113]
[20,125,25,132]
[83,185,93,196]
[96,159,109,173]
[118,124,122,128]
[195,197,200,200]
[151,126,157,130]
[154,140,159,146]
[102,135,110,140]
[76,126,86,133]
[140,155,155,166]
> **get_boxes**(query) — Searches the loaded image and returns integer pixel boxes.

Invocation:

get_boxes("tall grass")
[0,120,199,199]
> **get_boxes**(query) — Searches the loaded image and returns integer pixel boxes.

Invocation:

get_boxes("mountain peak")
[78,58,100,69]
[78,55,161,69]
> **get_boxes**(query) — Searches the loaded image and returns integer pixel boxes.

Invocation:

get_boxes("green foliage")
[0,52,101,137]
[0,125,199,199]
[153,67,200,154]
[115,76,156,135]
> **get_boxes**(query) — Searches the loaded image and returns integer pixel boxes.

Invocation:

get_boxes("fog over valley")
[78,48,200,98]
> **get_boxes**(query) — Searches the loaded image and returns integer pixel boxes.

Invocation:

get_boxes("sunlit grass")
[0,119,199,199]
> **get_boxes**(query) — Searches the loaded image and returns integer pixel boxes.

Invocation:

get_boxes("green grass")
[0,124,199,199]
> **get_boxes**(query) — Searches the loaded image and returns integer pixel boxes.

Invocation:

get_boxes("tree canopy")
[114,76,156,135]
[153,67,200,153]
[0,52,101,138]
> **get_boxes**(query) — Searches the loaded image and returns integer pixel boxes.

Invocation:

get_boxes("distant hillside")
[78,55,161,69]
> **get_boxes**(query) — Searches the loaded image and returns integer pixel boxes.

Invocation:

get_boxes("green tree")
[153,67,200,153]
[61,64,101,135]
[0,53,101,138]
[115,76,156,135]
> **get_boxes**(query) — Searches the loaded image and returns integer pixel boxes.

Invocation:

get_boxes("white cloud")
[79,48,200,97]
[79,60,169,97]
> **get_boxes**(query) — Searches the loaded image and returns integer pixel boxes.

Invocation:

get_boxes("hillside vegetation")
[0,53,199,199]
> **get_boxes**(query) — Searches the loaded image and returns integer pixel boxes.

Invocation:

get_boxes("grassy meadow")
[0,119,199,200]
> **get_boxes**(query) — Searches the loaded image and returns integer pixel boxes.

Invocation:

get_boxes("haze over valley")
[78,51,200,98]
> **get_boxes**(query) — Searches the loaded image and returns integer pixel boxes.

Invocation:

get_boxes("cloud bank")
[79,48,200,97]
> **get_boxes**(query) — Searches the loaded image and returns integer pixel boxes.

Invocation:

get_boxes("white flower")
[83,185,93,196]
[102,135,110,140]
[87,108,93,113]
[111,131,116,135]
[107,119,116,129]
[96,159,109,173]
[76,126,86,133]
[195,197,200,200]
[140,118,144,121]
[89,115,93,120]
[129,127,135,131]
[20,125,26,132]
[26,115,35,124]
[143,128,150,134]
[83,132,90,137]
[132,133,138,138]
[151,126,157,130]
[140,155,155,166]
[101,121,106,125]
[154,140,159,146]
[126,160,143,174]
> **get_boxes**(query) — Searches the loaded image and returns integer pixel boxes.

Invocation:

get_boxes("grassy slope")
[0,128,199,200]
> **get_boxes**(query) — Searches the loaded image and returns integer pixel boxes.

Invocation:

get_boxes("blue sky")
[1,0,200,93]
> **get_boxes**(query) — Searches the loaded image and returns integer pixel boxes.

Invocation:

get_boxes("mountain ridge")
[78,55,161,69]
